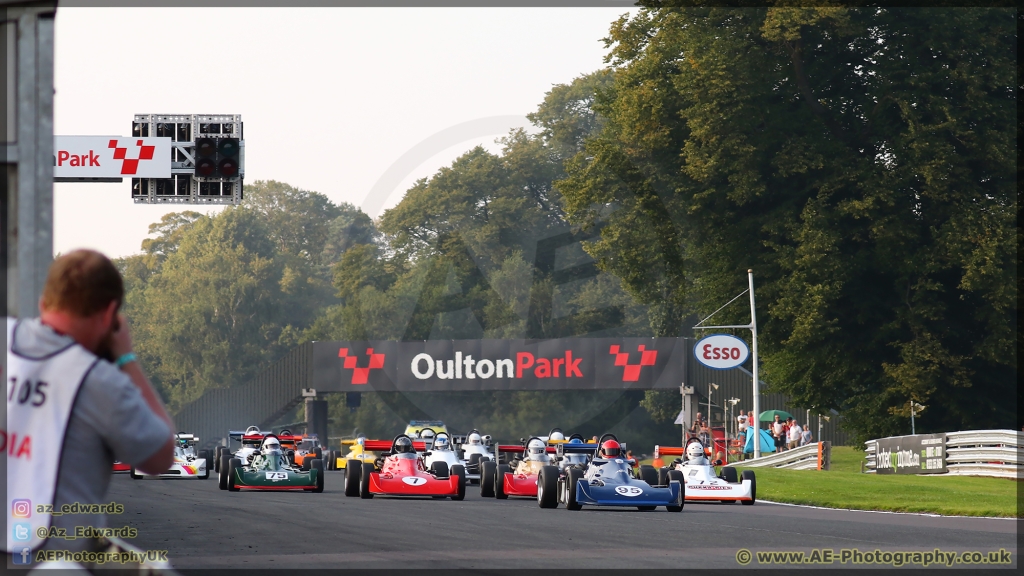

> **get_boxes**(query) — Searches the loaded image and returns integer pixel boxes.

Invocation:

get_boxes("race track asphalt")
[105,471,1018,570]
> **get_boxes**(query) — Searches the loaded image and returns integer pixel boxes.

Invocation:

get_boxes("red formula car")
[480,437,557,499]
[343,435,466,500]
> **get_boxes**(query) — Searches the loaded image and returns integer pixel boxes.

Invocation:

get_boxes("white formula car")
[656,438,755,504]
[453,429,495,483]
[215,425,264,474]
[130,433,210,479]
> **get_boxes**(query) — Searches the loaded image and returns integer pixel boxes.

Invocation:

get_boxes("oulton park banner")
[311,338,689,392]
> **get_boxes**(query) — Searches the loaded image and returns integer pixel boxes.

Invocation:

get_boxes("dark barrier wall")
[312,338,688,392]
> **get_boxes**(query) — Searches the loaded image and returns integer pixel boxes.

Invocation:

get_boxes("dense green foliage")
[557,5,1016,442]
[118,6,1015,447]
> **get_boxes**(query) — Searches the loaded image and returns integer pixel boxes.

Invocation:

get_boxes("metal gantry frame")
[3,0,56,318]
[131,113,244,205]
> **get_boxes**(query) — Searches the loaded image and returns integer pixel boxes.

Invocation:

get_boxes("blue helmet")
[568,438,582,444]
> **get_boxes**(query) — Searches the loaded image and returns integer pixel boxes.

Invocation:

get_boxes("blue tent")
[743,427,775,454]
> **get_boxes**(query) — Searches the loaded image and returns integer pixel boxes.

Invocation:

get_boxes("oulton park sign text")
[311,338,691,392]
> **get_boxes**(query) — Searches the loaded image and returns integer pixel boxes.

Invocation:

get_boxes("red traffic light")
[218,158,238,178]
[196,158,216,177]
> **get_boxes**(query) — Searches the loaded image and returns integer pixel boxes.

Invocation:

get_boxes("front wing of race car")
[138,459,208,479]
[684,479,753,501]
[573,481,682,508]
[502,472,539,497]
[233,468,320,490]
[367,472,461,497]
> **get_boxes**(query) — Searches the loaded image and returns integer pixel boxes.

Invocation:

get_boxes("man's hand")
[110,313,134,358]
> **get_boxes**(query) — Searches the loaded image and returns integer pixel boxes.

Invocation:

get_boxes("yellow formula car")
[329,438,377,471]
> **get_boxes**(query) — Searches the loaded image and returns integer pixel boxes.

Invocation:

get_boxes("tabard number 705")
[8,377,48,407]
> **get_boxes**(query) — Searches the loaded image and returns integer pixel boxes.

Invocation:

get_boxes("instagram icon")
[11,499,31,518]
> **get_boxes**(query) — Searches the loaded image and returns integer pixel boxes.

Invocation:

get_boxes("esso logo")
[694,334,750,369]
[614,486,643,497]
[402,476,427,486]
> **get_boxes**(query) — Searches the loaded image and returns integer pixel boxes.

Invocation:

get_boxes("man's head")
[39,250,124,356]
[774,415,781,421]
[394,437,414,454]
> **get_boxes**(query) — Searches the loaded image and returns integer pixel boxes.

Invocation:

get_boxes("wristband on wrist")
[114,353,137,368]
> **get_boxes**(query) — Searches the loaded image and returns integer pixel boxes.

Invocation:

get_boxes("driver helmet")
[686,443,704,460]
[420,429,435,441]
[468,432,482,446]
[527,438,547,459]
[356,436,366,446]
[549,431,565,442]
[245,425,260,435]
[394,437,415,454]
[263,437,282,452]
[568,437,582,445]
[600,439,622,458]
[434,435,449,449]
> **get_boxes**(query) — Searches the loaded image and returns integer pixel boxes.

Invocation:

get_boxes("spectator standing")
[737,409,749,436]
[788,421,803,450]
[4,250,174,560]
[698,420,711,449]
[801,425,813,446]
[771,415,785,453]
[689,412,706,438]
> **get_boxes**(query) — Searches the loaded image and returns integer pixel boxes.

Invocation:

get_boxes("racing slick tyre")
[431,461,450,479]
[451,465,466,500]
[227,458,242,492]
[537,466,559,509]
[129,467,141,480]
[198,450,211,479]
[658,466,670,487]
[666,470,684,512]
[479,460,496,497]
[564,468,583,511]
[329,450,340,471]
[467,453,482,476]
[311,459,324,493]
[301,458,311,471]
[314,447,323,460]
[637,506,657,511]
[344,460,362,497]
[741,470,756,505]
[721,466,738,483]
[640,464,658,486]
[494,464,510,499]
[359,462,375,499]
[214,447,223,472]
[219,454,231,490]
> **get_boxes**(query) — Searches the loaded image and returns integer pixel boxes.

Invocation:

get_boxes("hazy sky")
[52,7,634,258]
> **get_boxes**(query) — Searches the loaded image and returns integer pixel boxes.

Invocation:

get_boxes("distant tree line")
[117,5,1016,446]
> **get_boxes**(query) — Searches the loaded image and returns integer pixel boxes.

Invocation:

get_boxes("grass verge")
[729,446,1020,518]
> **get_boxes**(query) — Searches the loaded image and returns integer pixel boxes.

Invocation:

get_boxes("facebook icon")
[13,546,33,565]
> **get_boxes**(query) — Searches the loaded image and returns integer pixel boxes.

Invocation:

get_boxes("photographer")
[5,250,174,558]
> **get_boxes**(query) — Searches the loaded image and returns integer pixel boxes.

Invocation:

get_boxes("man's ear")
[103,300,119,325]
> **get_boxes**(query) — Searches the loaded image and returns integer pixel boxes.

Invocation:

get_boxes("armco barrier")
[732,441,831,470]
[864,429,1022,479]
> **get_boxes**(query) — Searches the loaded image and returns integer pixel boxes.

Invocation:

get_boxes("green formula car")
[220,433,324,492]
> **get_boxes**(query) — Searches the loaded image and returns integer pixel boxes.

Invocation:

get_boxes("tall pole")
[910,402,916,435]
[749,270,761,458]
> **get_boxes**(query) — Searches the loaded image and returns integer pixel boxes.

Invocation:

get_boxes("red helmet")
[600,439,621,458]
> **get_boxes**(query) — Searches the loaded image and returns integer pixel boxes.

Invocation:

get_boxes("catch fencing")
[864,430,1022,479]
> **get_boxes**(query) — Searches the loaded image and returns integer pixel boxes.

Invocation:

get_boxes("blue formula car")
[537,433,684,512]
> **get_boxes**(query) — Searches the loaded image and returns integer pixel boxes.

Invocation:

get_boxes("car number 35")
[265,472,287,480]
[615,486,643,497]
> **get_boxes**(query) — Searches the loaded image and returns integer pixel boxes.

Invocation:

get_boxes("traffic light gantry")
[131,114,244,204]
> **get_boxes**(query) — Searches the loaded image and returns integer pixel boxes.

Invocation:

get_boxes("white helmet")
[468,433,482,446]
[686,443,704,460]
[356,437,366,446]
[420,429,435,439]
[549,430,565,442]
[245,426,260,435]
[263,437,282,451]
[527,438,546,459]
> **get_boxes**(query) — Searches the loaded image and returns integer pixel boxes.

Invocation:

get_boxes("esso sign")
[694,334,749,369]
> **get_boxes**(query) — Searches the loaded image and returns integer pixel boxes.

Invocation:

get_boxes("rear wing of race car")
[451,434,494,447]
[654,441,710,459]
[361,439,428,453]
[555,442,600,457]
